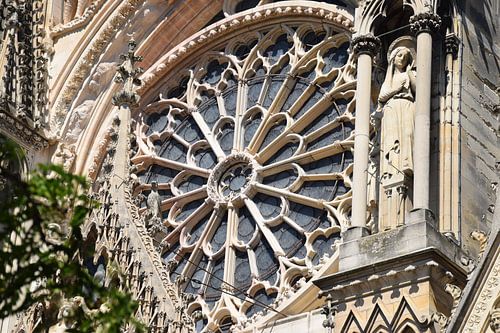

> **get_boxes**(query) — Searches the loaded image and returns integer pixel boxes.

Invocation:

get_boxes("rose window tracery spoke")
[132,23,356,330]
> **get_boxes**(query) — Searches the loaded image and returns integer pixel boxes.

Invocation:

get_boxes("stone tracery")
[131,22,356,329]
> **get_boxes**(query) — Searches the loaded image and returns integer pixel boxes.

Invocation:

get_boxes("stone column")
[409,12,441,216]
[440,33,460,235]
[349,34,380,238]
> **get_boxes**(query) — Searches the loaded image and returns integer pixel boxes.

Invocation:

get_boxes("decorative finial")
[112,36,144,107]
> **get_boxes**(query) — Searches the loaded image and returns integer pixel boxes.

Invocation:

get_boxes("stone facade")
[0,0,498,332]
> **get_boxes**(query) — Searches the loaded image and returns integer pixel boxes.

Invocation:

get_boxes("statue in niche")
[145,181,162,227]
[374,37,416,230]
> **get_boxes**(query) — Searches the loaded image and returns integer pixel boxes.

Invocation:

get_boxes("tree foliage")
[0,135,144,332]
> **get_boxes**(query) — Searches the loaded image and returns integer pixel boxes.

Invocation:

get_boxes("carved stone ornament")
[490,307,500,333]
[470,229,488,259]
[112,39,143,108]
[445,33,460,58]
[52,0,144,133]
[51,0,106,39]
[410,11,441,35]
[321,294,337,329]
[351,34,381,58]
[0,111,49,150]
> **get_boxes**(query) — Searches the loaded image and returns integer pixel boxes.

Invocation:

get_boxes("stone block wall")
[457,0,499,257]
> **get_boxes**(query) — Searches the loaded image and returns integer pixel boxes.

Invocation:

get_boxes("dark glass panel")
[266,141,299,164]
[146,112,168,135]
[188,213,211,245]
[263,77,284,109]
[322,42,349,73]
[247,79,264,106]
[243,113,262,148]
[159,140,187,163]
[223,87,237,117]
[179,175,206,193]
[206,258,225,309]
[177,118,204,143]
[299,104,339,136]
[234,250,252,292]
[302,154,343,174]
[259,122,286,152]
[262,169,298,188]
[293,88,324,121]
[264,34,291,62]
[201,60,228,85]
[253,192,281,220]
[254,237,278,283]
[148,165,178,183]
[281,81,308,112]
[217,123,235,155]
[194,148,218,169]
[237,207,256,243]
[307,126,345,151]
[301,31,326,51]
[245,289,277,317]
[198,100,220,129]
[209,212,228,253]
[176,199,205,222]
[312,233,341,265]
[296,180,336,200]
[270,223,304,257]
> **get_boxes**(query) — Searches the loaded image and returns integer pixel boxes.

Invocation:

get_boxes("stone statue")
[375,37,416,230]
[48,299,77,333]
[94,263,106,287]
[378,44,416,180]
[146,181,162,227]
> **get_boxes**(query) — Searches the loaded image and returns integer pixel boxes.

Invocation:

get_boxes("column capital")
[410,12,441,35]
[351,34,381,58]
[445,33,460,58]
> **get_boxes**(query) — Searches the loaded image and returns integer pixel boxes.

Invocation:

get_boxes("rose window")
[132,23,356,330]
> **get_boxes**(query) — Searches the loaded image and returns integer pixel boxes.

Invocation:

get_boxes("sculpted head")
[390,46,412,71]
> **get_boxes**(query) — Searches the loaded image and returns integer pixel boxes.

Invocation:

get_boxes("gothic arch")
[82,3,356,331]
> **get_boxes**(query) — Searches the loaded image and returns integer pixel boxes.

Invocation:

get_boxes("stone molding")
[351,34,381,57]
[138,2,354,96]
[50,0,106,39]
[410,11,441,35]
[0,111,49,151]
[462,251,500,332]
[52,0,145,135]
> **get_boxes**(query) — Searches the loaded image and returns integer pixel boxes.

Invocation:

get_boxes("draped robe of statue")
[376,44,416,230]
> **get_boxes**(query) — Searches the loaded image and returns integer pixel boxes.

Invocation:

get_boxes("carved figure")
[94,263,106,286]
[375,37,416,230]
[48,300,77,333]
[490,307,500,333]
[445,283,462,312]
[146,181,162,227]
[378,45,416,180]
[52,143,76,172]
[470,229,488,259]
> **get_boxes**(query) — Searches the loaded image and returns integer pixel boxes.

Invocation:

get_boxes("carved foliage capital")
[351,34,381,58]
[410,12,441,35]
